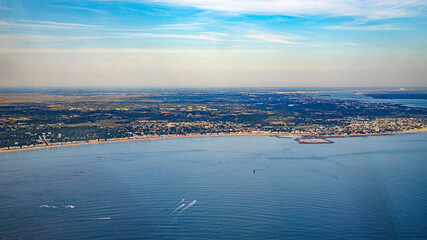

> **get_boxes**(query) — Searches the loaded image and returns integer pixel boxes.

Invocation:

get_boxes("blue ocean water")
[306,91,427,108]
[0,133,426,239]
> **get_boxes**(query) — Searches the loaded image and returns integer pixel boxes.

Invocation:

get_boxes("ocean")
[305,91,427,108]
[0,133,426,239]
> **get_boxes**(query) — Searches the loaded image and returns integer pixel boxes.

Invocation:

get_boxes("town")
[1,88,426,150]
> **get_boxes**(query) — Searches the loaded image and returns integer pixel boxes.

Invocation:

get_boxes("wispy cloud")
[0,19,221,37]
[19,20,104,28]
[54,5,104,13]
[324,24,402,31]
[0,48,183,54]
[202,32,228,37]
[129,33,223,41]
[157,23,205,30]
[302,42,363,48]
[0,34,111,42]
[0,47,280,55]
[0,6,13,11]
[246,33,300,45]
[0,20,104,29]
[344,42,360,46]
[0,31,231,46]
[141,0,427,20]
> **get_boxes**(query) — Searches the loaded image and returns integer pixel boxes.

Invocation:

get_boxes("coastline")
[1,129,426,154]
[324,128,427,138]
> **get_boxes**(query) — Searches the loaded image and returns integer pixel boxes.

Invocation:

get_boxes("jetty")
[295,136,334,144]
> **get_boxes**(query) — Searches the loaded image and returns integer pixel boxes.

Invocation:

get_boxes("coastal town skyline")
[0,0,427,87]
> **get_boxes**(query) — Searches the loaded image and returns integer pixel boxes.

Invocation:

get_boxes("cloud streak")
[0,20,104,29]
[143,0,427,19]
[0,34,111,42]
[0,48,184,54]
[129,33,223,41]
[344,42,360,46]
[0,6,13,10]
[324,24,402,31]
[157,23,205,30]
[247,33,300,45]
[55,5,104,13]
[0,47,281,55]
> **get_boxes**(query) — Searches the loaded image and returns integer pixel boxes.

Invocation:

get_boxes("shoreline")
[1,129,426,154]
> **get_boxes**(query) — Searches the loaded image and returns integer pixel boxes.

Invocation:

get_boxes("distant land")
[1,88,426,152]
[362,90,427,99]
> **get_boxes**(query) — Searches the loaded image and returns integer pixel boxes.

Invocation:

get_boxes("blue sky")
[0,0,426,87]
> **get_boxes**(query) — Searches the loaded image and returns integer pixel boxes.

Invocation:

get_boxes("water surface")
[306,91,427,108]
[0,133,426,239]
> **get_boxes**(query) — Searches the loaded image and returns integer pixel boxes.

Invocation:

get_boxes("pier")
[295,137,334,144]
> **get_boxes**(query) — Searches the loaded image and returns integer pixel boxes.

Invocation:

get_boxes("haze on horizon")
[0,0,426,87]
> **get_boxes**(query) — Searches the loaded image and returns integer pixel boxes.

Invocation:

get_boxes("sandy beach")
[325,128,427,138]
[1,129,426,154]
[0,132,278,154]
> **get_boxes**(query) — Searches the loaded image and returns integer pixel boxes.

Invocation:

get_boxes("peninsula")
[1,88,426,152]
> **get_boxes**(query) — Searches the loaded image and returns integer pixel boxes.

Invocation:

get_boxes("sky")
[0,0,426,87]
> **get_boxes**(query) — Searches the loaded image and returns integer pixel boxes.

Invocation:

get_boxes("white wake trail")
[174,198,185,207]
[40,205,57,209]
[171,203,186,214]
[176,200,197,217]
